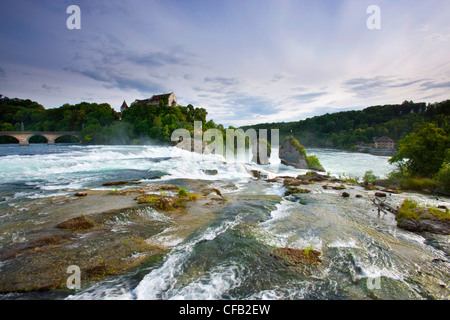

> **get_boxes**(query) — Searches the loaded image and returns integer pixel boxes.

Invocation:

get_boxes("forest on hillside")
[241,100,450,150]
[1,96,449,150]
[0,96,219,144]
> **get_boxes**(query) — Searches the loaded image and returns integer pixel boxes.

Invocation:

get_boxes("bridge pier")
[19,138,29,146]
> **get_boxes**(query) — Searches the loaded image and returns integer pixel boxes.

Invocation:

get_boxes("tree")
[389,123,449,177]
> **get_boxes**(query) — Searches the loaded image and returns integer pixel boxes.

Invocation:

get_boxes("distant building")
[120,101,129,113]
[134,92,178,107]
[374,136,395,150]
[355,141,373,151]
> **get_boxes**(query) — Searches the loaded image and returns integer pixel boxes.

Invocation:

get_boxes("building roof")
[375,136,394,142]
[135,92,174,105]
[121,101,128,109]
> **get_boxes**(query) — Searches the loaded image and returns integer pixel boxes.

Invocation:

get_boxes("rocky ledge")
[0,182,230,294]
[396,200,450,235]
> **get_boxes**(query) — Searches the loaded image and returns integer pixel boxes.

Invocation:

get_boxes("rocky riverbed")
[0,171,449,298]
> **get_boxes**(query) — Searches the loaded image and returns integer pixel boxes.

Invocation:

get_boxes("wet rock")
[75,191,89,197]
[375,192,387,198]
[397,218,450,235]
[200,188,223,198]
[56,216,94,231]
[141,184,180,192]
[355,194,363,198]
[202,169,218,176]
[265,178,283,183]
[250,170,260,179]
[279,137,309,169]
[103,181,130,186]
[271,247,322,266]
[283,178,312,187]
[331,185,346,190]
[341,192,350,198]
[279,137,324,172]
[297,171,329,182]
[285,187,311,197]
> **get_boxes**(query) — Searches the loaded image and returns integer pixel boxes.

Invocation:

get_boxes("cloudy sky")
[1,0,449,126]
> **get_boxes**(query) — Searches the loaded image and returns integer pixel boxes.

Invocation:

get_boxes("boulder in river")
[279,137,325,172]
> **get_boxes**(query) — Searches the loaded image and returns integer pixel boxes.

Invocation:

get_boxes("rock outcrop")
[279,137,308,169]
[395,200,450,235]
[279,137,325,172]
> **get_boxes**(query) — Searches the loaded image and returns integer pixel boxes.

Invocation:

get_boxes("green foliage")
[306,155,322,168]
[285,137,306,156]
[389,122,449,177]
[401,177,437,191]
[0,95,218,145]
[363,170,378,185]
[435,163,450,192]
[398,199,449,221]
[178,188,188,197]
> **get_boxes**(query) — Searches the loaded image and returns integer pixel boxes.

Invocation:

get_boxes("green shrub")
[178,188,188,197]
[435,163,450,192]
[363,170,378,185]
[401,177,436,191]
[306,155,322,169]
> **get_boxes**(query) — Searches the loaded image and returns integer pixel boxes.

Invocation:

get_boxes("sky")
[1,0,449,127]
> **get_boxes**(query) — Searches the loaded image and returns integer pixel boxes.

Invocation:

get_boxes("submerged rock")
[56,216,94,231]
[271,247,322,266]
[341,192,350,198]
[202,169,218,176]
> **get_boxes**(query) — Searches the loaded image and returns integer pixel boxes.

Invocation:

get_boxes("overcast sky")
[1,0,449,126]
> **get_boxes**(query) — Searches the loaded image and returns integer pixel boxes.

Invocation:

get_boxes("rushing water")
[0,144,449,300]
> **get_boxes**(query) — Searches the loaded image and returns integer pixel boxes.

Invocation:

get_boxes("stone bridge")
[0,131,80,146]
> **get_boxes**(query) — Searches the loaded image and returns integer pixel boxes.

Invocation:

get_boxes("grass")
[137,189,199,211]
[284,137,306,156]
[398,199,450,221]
[178,188,188,197]
[285,187,311,196]
[56,215,94,231]
[401,177,437,191]
[306,155,323,169]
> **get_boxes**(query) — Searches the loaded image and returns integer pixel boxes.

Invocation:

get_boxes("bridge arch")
[54,134,81,144]
[28,134,49,144]
[0,134,19,144]
[0,132,80,146]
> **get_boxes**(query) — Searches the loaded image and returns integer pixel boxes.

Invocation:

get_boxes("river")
[0,144,449,300]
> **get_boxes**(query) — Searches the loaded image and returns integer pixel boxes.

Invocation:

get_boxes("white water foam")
[170,263,244,300]
[134,214,244,300]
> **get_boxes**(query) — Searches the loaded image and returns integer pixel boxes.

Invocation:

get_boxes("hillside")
[240,100,450,150]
